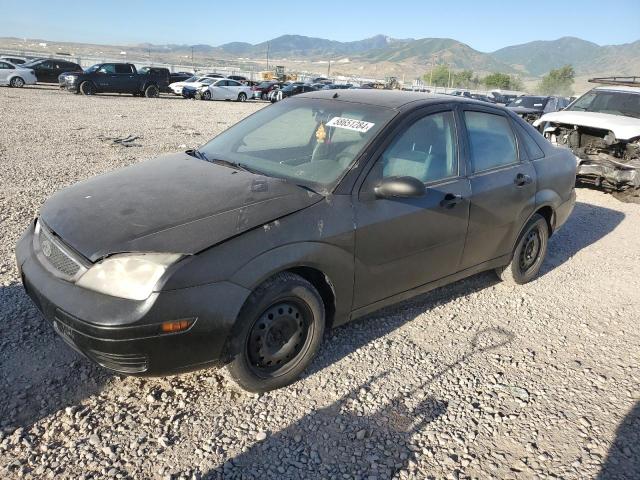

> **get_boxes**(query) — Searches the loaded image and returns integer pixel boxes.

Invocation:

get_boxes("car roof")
[298,89,487,110]
[593,85,640,94]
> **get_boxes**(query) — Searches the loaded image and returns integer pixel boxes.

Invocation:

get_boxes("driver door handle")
[440,193,462,209]
[514,173,532,186]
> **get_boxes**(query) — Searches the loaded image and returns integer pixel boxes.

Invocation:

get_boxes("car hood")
[40,153,323,262]
[533,110,640,140]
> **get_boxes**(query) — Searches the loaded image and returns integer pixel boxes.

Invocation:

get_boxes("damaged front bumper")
[576,153,640,189]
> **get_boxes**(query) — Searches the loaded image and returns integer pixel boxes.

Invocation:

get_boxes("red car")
[251,81,283,100]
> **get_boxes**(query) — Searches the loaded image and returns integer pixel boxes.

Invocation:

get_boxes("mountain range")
[3,34,638,84]
[151,34,640,79]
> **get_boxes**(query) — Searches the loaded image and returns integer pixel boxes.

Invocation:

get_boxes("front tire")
[226,272,325,392]
[9,77,25,88]
[496,213,549,284]
[237,92,247,102]
[202,90,211,100]
[79,81,95,95]
[144,84,159,98]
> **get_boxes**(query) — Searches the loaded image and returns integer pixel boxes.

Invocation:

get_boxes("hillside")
[1,34,638,84]
[491,37,640,78]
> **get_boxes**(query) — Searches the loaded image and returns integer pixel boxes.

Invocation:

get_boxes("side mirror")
[375,176,426,199]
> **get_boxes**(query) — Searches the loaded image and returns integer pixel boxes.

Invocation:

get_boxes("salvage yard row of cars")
[2,54,637,196]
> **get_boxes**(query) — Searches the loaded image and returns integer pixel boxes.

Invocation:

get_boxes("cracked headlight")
[76,253,182,300]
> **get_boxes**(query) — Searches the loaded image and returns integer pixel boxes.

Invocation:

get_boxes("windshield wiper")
[186,148,209,161]
[211,158,262,174]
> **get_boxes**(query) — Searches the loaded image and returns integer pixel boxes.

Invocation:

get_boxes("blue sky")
[2,0,639,52]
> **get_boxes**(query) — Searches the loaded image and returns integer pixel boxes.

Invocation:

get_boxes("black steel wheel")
[519,229,541,273]
[226,272,325,392]
[247,300,310,374]
[496,213,549,284]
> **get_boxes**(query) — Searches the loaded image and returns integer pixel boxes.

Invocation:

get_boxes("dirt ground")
[0,85,638,480]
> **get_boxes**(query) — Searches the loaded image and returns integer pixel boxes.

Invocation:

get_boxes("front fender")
[230,241,354,326]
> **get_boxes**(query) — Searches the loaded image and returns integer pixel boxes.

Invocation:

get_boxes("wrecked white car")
[534,77,640,197]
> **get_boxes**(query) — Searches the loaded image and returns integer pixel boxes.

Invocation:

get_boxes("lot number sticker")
[326,117,375,133]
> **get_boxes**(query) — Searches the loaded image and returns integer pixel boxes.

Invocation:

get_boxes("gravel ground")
[1,85,639,480]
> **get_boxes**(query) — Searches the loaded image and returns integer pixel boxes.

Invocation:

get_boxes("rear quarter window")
[513,122,545,160]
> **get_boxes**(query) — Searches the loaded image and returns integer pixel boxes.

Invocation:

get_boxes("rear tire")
[144,84,159,98]
[226,272,325,392]
[237,92,247,102]
[495,213,549,284]
[79,81,94,95]
[9,77,25,88]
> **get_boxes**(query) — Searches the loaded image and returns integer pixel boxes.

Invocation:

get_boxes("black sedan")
[271,83,317,102]
[21,58,82,83]
[506,95,570,124]
[16,91,576,392]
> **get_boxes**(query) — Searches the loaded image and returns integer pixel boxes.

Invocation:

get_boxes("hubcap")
[519,228,541,272]
[248,301,308,371]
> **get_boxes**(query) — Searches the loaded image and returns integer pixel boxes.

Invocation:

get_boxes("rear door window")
[464,111,518,173]
[115,64,133,74]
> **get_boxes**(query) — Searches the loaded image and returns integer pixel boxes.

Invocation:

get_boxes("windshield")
[508,96,548,109]
[198,98,396,191]
[568,89,640,118]
[22,59,42,67]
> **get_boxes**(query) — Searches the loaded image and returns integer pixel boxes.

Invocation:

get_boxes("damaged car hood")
[40,153,322,262]
[534,111,640,140]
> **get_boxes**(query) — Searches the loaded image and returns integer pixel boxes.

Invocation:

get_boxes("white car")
[533,80,640,192]
[198,79,253,102]
[0,60,37,88]
[169,76,216,95]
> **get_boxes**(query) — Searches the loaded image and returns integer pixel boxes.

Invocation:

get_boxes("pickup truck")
[58,63,169,97]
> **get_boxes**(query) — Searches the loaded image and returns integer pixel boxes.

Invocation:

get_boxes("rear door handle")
[514,173,532,186]
[440,193,462,209]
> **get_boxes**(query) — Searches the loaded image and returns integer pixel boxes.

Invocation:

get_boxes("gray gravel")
[1,85,639,480]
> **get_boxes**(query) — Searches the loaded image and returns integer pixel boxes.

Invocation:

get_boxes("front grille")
[87,350,149,374]
[36,222,85,280]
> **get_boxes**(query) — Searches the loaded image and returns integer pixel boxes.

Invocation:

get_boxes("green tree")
[453,70,474,88]
[422,64,451,87]
[482,72,523,91]
[537,65,575,95]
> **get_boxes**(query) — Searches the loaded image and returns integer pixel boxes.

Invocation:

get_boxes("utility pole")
[191,46,194,66]
[327,59,331,77]
[448,63,452,89]
[266,43,270,70]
